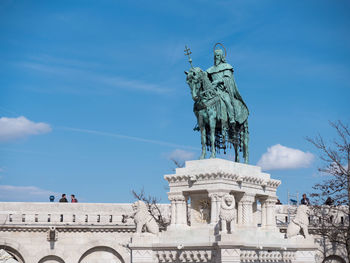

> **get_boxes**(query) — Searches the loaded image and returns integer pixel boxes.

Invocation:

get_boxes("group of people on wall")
[275,193,333,206]
[59,193,78,203]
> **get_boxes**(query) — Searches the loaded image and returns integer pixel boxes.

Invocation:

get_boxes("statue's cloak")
[207,63,249,124]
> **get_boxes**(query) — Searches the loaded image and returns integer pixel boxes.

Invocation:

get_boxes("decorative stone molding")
[164,159,281,193]
[155,249,215,263]
[220,249,240,263]
[165,173,281,189]
[132,249,154,263]
[240,249,296,262]
[169,195,186,202]
[294,250,316,263]
[0,225,135,233]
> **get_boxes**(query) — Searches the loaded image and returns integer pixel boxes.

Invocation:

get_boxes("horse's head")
[185,67,204,101]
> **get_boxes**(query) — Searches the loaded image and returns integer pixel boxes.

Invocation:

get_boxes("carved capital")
[265,196,277,205]
[168,193,185,202]
[240,193,255,204]
[208,193,218,201]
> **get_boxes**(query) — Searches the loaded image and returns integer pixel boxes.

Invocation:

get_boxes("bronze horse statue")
[185,67,249,163]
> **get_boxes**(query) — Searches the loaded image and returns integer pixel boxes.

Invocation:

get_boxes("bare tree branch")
[308,121,350,261]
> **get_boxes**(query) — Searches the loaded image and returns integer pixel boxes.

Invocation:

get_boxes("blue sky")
[0,0,349,203]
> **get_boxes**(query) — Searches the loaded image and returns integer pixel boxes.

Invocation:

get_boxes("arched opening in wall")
[78,246,125,263]
[0,245,25,263]
[322,255,346,263]
[38,255,65,263]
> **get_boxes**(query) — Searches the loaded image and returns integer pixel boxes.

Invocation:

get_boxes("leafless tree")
[126,159,185,231]
[171,158,185,169]
[307,121,350,262]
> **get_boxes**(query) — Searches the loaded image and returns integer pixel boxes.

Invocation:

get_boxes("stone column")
[216,194,222,222]
[169,197,176,225]
[239,194,255,227]
[169,194,187,226]
[265,196,277,229]
[237,199,243,225]
[176,195,187,225]
[260,199,267,228]
[209,193,218,224]
[252,200,258,227]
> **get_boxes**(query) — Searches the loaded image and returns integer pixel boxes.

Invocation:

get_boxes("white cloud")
[166,149,196,162]
[0,116,52,142]
[257,144,314,171]
[0,185,59,202]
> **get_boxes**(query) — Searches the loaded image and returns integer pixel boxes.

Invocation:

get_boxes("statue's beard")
[215,59,221,66]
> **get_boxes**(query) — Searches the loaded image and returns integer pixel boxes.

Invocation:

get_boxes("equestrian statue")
[184,43,249,163]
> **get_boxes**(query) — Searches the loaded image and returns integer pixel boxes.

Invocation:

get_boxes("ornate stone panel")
[155,249,215,263]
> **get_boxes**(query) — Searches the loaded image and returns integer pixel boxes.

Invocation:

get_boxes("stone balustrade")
[0,202,134,226]
[0,202,346,229]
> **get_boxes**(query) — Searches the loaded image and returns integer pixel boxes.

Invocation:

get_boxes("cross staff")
[184,45,193,68]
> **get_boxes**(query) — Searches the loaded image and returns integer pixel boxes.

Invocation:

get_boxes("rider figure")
[206,49,247,126]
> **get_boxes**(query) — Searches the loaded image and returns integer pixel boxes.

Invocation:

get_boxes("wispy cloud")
[59,126,198,151]
[165,149,196,162]
[0,116,52,142]
[0,185,60,202]
[257,144,314,171]
[99,76,168,93]
[17,58,171,94]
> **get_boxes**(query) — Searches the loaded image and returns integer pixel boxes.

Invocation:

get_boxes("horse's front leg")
[199,114,206,159]
[208,108,216,159]
[243,122,249,164]
[234,143,240,162]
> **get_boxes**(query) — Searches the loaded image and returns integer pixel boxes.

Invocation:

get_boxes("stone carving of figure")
[198,199,211,223]
[206,48,249,126]
[131,200,159,234]
[219,194,235,233]
[287,205,310,239]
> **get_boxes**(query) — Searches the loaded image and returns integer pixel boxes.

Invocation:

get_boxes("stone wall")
[0,202,136,263]
[0,202,347,263]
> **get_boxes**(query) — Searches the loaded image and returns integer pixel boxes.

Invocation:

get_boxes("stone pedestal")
[164,158,281,230]
[128,159,317,263]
